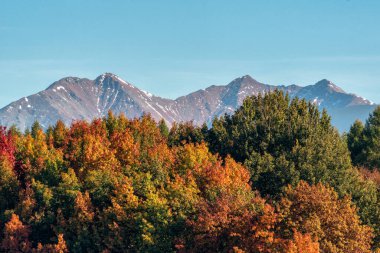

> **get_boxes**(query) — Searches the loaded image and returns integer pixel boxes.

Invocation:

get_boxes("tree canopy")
[0,94,379,252]
[348,106,380,169]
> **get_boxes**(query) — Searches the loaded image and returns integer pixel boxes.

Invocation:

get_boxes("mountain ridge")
[0,73,376,132]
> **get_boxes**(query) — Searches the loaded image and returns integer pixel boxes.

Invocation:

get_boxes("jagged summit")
[314,79,346,93]
[94,73,132,86]
[95,72,122,81]
[0,73,377,132]
[228,75,261,86]
[240,74,256,81]
[100,72,118,77]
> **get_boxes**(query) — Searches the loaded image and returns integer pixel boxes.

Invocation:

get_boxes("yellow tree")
[279,181,373,253]
[286,231,320,253]
[64,120,119,179]
[178,143,285,252]
[109,128,140,168]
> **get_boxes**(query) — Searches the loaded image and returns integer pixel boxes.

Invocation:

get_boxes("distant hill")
[0,73,376,132]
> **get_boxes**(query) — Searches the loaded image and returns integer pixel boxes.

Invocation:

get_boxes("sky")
[1,0,380,108]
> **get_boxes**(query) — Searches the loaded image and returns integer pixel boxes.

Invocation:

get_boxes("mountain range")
[0,73,377,132]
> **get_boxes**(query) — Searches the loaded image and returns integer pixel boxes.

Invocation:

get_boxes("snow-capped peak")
[95,73,135,88]
[315,79,345,93]
[141,89,153,98]
[0,73,377,133]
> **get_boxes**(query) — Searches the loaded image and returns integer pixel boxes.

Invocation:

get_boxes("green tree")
[31,121,43,139]
[52,120,67,149]
[209,91,352,196]
[363,106,380,169]
[168,121,206,147]
[348,106,380,170]
[158,119,169,138]
[347,120,365,166]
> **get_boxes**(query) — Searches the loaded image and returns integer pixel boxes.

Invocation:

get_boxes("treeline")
[0,90,379,252]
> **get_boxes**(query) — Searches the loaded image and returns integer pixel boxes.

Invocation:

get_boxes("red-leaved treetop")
[0,127,19,211]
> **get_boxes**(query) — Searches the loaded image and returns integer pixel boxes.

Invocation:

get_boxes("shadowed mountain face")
[0,73,376,132]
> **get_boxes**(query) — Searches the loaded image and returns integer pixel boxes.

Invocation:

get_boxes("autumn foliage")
[0,93,379,252]
[278,181,373,253]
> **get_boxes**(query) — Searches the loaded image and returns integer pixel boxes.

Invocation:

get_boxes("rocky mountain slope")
[0,73,376,132]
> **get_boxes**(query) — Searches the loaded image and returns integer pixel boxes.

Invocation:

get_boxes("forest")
[1,90,380,253]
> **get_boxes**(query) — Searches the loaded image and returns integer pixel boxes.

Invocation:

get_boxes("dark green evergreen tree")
[347,120,365,166]
[363,106,380,169]
[209,90,353,196]
[347,106,380,170]
[168,121,206,146]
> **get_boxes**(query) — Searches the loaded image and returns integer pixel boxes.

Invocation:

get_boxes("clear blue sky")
[1,0,380,108]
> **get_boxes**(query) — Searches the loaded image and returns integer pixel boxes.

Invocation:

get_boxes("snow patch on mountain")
[0,73,377,132]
